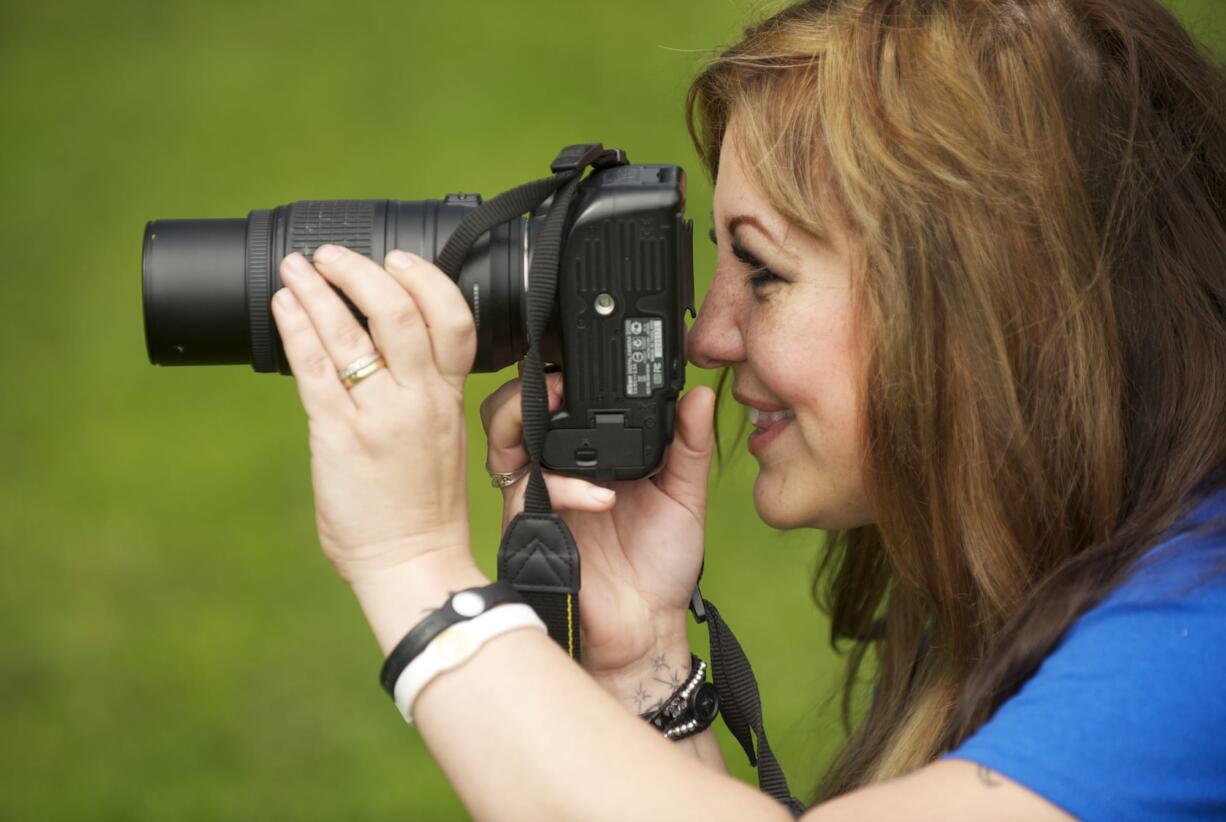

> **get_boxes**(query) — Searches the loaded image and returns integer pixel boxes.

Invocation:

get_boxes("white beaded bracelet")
[392,603,547,724]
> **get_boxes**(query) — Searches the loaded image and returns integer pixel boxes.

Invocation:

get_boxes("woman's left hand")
[269,244,478,587]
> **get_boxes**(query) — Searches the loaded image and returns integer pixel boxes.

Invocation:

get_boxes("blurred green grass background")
[1,1,1221,818]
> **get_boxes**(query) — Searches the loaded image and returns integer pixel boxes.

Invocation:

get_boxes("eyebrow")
[707,225,765,269]
[726,213,780,246]
[709,209,799,264]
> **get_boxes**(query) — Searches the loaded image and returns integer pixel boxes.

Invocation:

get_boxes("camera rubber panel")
[288,200,376,259]
[246,210,275,372]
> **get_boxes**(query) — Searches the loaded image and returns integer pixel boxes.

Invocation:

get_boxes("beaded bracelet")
[641,653,720,741]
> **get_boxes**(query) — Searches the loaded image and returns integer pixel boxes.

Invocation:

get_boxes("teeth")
[748,407,795,428]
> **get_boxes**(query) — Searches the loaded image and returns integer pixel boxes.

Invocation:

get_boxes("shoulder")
[808,491,1226,822]
[935,496,1226,822]
[804,759,1075,821]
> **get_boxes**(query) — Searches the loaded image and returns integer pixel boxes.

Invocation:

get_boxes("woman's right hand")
[480,369,716,710]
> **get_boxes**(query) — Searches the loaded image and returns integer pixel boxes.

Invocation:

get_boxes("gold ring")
[486,462,531,488]
[338,352,386,390]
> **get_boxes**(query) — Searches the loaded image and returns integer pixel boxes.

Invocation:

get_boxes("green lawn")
[2,1,1222,818]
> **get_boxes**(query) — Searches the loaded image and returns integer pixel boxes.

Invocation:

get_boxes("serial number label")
[624,318,665,398]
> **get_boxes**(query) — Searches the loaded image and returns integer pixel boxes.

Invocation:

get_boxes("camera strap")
[438,144,620,659]
[437,145,804,817]
[693,591,807,816]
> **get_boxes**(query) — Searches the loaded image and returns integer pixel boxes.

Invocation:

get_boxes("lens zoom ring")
[247,210,274,372]
[289,200,374,258]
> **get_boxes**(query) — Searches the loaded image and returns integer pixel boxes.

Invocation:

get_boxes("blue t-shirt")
[941,487,1226,821]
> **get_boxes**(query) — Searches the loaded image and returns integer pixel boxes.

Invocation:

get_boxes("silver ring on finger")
[338,351,386,390]
[486,461,531,488]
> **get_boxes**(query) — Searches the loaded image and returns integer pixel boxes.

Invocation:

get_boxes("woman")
[267,0,1226,818]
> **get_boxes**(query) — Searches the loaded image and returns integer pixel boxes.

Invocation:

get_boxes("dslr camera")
[142,146,695,481]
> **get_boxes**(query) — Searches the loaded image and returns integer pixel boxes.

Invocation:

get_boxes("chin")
[752,480,816,531]
[753,476,874,531]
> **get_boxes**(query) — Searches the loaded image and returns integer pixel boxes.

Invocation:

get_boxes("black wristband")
[378,580,523,697]
[642,653,720,741]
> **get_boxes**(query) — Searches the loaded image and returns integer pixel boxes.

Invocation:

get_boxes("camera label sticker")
[625,318,665,397]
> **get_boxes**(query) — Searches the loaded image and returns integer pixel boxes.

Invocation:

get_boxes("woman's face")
[686,123,874,530]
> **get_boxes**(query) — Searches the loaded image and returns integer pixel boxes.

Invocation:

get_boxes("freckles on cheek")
[750,290,860,399]
[782,334,860,427]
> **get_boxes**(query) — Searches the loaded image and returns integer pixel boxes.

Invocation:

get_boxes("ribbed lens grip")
[288,200,375,259]
[246,210,275,372]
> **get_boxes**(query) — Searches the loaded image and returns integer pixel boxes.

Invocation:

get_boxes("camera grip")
[288,200,378,261]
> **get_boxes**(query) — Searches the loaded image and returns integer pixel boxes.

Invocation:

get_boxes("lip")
[733,390,795,455]
[732,391,789,412]
[747,415,792,455]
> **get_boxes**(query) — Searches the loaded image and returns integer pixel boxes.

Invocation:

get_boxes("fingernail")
[386,249,412,269]
[273,288,301,313]
[588,486,615,504]
[314,244,342,263]
[281,253,313,281]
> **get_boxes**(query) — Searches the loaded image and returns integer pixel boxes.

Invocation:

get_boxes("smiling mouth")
[748,407,796,429]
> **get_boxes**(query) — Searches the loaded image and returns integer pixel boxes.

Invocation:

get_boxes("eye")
[709,225,783,291]
[730,240,782,290]
[746,268,782,288]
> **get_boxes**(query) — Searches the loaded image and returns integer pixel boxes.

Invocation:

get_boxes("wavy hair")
[686,0,1226,802]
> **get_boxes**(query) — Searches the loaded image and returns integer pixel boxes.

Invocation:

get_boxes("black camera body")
[142,153,695,483]
[546,163,694,481]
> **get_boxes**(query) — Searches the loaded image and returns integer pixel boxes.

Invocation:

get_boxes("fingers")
[381,250,477,390]
[650,385,716,522]
[478,372,613,518]
[480,377,710,523]
[277,249,401,409]
[293,246,438,383]
[497,470,617,529]
[480,372,564,472]
[270,287,357,422]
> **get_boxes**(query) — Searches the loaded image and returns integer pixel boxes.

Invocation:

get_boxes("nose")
[686,272,746,369]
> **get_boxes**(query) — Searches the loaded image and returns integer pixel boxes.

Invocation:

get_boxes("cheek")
[794,361,860,468]
[751,292,860,418]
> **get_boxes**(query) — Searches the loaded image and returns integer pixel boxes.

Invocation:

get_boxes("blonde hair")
[687,0,1226,801]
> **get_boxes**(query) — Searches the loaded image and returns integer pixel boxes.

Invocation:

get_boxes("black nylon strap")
[433,146,608,663]
[499,150,600,659]
[496,511,582,658]
[433,147,803,814]
[519,589,578,656]
[520,169,586,516]
[703,598,806,817]
[434,174,568,283]
[504,166,589,657]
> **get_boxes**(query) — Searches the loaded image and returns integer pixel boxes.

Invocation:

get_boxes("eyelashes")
[745,268,783,289]
[708,226,783,290]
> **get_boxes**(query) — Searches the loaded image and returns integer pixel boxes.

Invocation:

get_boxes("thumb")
[652,385,716,522]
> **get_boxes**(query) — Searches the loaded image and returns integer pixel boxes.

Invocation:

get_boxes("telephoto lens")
[142,197,556,374]
[143,153,697,482]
